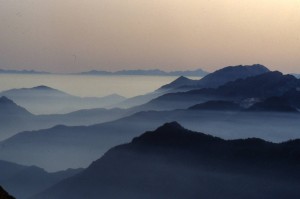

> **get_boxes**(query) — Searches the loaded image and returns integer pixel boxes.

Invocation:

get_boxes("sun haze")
[0,0,299,73]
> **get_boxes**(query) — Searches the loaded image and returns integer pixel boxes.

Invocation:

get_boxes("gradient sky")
[0,0,299,73]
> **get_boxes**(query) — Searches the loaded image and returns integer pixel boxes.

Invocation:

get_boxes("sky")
[0,0,299,73]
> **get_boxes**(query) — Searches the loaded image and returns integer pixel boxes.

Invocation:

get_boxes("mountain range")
[31,122,300,199]
[0,69,50,75]
[158,64,269,92]
[0,86,126,114]
[78,69,208,76]
[1,97,299,171]
[1,64,300,171]
[118,64,270,108]
[0,96,133,140]
[140,71,300,111]
[0,160,82,199]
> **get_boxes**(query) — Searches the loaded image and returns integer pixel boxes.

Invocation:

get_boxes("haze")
[0,0,299,73]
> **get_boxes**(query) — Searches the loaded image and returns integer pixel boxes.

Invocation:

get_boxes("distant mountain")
[159,76,198,91]
[0,69,50,75]
[158,64,270,92]
[0,96,33,116]
[104,64,269,109]
[2,104,300,171]
[31,122,300,199]
[0,96,36,140]
[195,64,270,88]
[79,69,208,76]
[115,91,163,108]
[0,96,132,140]
[0,86,126,114]
[142,71,300,111]
[0,186,15,199]
[189,100,242,111]
[248,97,298,112]
[0,160,82,199]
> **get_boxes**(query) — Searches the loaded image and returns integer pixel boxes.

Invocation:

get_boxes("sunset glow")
[0,0,299,73]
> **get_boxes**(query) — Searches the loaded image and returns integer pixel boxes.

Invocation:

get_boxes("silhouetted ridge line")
[159,64,270,91]
[32,122,300,199]
[0,186,15,199]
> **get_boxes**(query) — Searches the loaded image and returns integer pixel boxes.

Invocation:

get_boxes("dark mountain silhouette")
[213,71,300,98]
[141,71,300,111]
[159,64,269,92]
[120,64,269,108]
[248,97,298,112]
[117,64,269,110]
[189,100,242,111]
[0,160,82,199]
[0,86,126,114]
[0,186,15,199]
[1,105,300,171]
[197,64,269,88]
[282,88,300,109]
[79,69,208,76]
[31,122,300,199]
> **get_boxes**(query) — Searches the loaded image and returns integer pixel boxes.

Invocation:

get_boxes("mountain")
[0,97,132,140]
[213,71,300,98]
[0,86,126,114]
[159,76,198,91]
[158,64,270,92]
[248,97,298,112]
[2,105,300,171]
[31,122,300,199]
[0,160,82,199]
[0,96,36,140]
[116,91,163,108]
[0,96,33,116]
[142,71,300,111]
[282,88,300,109]
[0,187,14,199]
[189,100,242,111]
[0,69,50,75]
[195,64,270,88]
[0,186,15,199]
[79,69,208,76]
[118,64,269,108]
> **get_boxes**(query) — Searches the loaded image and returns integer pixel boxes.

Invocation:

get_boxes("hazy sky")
[0,0,299,73]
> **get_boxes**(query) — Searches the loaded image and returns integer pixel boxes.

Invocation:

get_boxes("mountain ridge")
[158,64,270,92]
[31,122,300,199]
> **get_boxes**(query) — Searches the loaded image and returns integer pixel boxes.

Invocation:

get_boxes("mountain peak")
[32,85,54,90]
[131,122,220,147]
[159,76,196,91]
[157,121,184,130]
[212,64,270,75]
